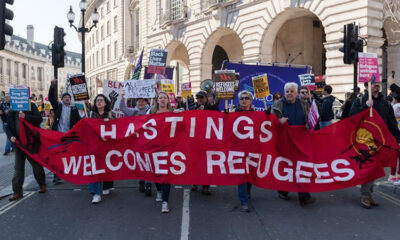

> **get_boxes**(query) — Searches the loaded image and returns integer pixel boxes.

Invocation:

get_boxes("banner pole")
[186,96,189,111]
[263,98,267,110]
[225,100,228,112]
[368,81,372,117]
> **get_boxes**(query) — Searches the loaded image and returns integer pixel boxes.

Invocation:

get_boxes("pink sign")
[358,52,380,83]
[308,100,320,133]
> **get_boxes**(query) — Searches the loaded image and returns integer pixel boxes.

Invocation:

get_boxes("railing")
[201,0,238,11]
[160,5,187,26]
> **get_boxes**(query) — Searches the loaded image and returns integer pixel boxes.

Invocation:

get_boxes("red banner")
[18,109,398,192]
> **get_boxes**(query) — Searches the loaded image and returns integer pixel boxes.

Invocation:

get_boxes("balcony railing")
[160,5,187,26]
[201,0,239,11]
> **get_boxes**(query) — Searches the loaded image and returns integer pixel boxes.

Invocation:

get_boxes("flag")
[132,48,144,80]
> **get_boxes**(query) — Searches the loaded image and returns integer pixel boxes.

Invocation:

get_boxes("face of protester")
[62,95,71,105]
[372,83,380,95]
[136,99,147,110]
[196,95,207,105]
[239,94,252,109]
[299,89,309,100]
[50,110,55,117]
[95,96,106,110]
[5,94,10,102]
[158,93,169,108]
[176,97,183,103]
[285,86,298,104]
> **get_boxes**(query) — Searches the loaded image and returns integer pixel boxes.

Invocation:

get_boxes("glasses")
[300,91,309,94]
[96,99,105,102]
[239,97,251,100]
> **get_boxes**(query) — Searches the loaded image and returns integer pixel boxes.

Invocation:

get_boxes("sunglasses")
[300,91,309,94]
[240,97,251,100]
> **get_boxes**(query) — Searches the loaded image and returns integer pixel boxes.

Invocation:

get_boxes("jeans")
[156,183,171,202]
[361,181,374,200]
[238,184,248,205]
[90,182,103,195]
[2,123,11,153]
[319,120,332,129]
[12,147,46,194]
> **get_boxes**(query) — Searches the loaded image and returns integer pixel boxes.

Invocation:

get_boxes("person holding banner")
[0,93,12,155]
[319,85,335,129]
[271,82,316,206]
[49,79,82,184]
[89,94,115,204]
[147,91,173,213]
[6,102,46,201]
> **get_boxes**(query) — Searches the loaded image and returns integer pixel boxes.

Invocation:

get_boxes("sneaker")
[369,198,379,206]
[156,191,162,202]
[139,181,145,193]
[161,201,169,213]
[299,196,316,207]
[102,189,110,195]
[3,152,9,156]
[361,198,371,209]
[388,175,396,183]
[240,204,250,212]
[145,183,152,196]
[278,192,290,200]
[92,194,101,204]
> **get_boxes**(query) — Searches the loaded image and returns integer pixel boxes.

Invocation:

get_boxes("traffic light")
[52,26,66,68]
[0,0,14,50]
[339,23,363,64]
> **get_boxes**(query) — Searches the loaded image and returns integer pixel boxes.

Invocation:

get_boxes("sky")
[10,0,85,53]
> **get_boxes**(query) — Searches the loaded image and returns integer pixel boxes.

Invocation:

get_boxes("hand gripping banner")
[17,109,398,192]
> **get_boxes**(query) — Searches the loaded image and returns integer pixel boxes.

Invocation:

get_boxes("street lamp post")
[67,0,99,74]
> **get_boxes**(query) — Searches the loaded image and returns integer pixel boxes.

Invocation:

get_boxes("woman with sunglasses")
[89,94,115,204]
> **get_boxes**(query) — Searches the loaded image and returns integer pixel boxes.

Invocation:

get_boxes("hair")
[284,82,298,92]
[324,85,333,94]
[273,92,282,101]
[150,91,173,114]
[92,94,111,116]
[238,90,254,100]
[299,86,309,93]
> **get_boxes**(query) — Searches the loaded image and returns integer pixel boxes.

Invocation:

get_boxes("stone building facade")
[0,25,82,99]
[83,0,399,96]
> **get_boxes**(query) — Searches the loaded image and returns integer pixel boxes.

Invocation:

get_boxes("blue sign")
[10,88,30,111]
[222,62,308,110]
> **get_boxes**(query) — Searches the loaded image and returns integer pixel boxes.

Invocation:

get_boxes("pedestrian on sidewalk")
[89,94,115,204]
[6,102,46,201]
[49,79,81,184]
[0,93,12,155]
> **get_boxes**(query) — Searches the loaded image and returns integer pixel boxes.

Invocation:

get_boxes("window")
[96,29,99,43]
[114,16,118,32]
[96,51,99,67]
[101,48,104,64]
[114,41,118,59]
[107,21,110,36]
[107,44,110,62]
[107,2,110,13]
[101,7,104,17]
[101,26,104,40]
[31,66,35,80]
[37,67,42,81]
[7,60,11,76]
[114,0,117,8]
[14,62,18,77]
[22,64,26,78]
[0,58,3,74]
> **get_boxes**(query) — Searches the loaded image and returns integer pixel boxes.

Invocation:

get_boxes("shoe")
[191,185,198,192]
[369,198,379,206]
[388,175,396,183]
[202,188,211,195]
[92,194,101,204]
[145,183,152,196]
[9,193,23,201]
[52,176,62,184]
[161,201,169,213]
[38,185,46,194]
[139,181,145,193]
[11,148,14,152]
[299,197,316,207]
[240,204,250,212]
[3,152,9,156]
[278,192,290,200]
[102,189,110,195]
[361,198,371,209]
[156,191,162,202]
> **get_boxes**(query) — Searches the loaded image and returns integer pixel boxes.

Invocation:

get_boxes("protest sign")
[168,93,177,108]
[234,73,240,92]
[308,100,320,132]
[148,48,168,74]
[144,67,173,79]
[69,74,89,101]
[44,101,52,112]
[252,74,270,99]
[214,70,236,100]
[10,85,30,111]
[181,82,192,98]
[123,79,156,99]
[358,52,380,83]
[161,79,175,94]
[298,74,317,90]
[103,80,124,118]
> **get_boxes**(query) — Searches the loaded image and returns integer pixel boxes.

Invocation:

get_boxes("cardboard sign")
[315,75,326,92]
[168,93,177,108]
[161,79,175,94]
[181,82,192,98]
[358,52,380,83]
[148,49,168,67]
[308,100,320,133]
[234,73,240,92]
[252,74,270,99]
[144,67,173,79]
[69,75,89,101]
[298,74,317,90]
[10,85,30,111]
[44,102,52,112]
[123,79,156,99]
[214,70,236,100]
[103,80,124,118]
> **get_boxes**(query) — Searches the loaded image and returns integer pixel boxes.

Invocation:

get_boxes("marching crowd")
[1,78,400,213]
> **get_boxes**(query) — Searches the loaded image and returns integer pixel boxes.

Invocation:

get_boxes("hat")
[61,92,71,99]
[195,91,207,98]
[390,83,400,96]
[136,98,149,103]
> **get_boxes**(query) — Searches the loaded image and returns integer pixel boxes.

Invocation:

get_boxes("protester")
[271,82,316,206]
[232,90,254,212]
[44,109,55,130]
[6,102,46,201]
[0,93,12,155]
[175,95,185,109]
[189,90,219,195]
[319,85,335,128]
[298,86,311,105]
[49,79,81,184]
[120,92,152,195]
[273,92,282,102]
[389,83,400,184]
[340,92,357,120]
[349,82,400,208]
[89,94,115,204]
[147,91,173,213]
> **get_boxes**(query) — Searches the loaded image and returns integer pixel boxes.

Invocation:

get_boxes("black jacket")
[350,92,400,142]
[49,83,81,131]
[0,101,10,122]
[6,102,42,141]
[189,102,220,111]
[320,95,335,121]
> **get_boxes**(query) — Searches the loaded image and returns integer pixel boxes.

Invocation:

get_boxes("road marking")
[376,190,400,207]
[180,189,190,240]
[0,191,35,216]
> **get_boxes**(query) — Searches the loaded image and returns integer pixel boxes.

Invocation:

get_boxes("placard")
[298,74,316,90]
[103,80,124,118]
[123,79,156,99]
[181,82,192,98]
[252,74,270,99]
[358,52,380,83]
[10,85,30,111]
[214,70,236,100]
[148,49,168,67]
[161,79,175,94]
[69,74,89,101]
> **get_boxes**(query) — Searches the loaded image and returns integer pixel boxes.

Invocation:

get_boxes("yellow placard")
[252,74,270,99]
[44,102,52,112]
[182,90,192,99]
[161,80,175,94]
